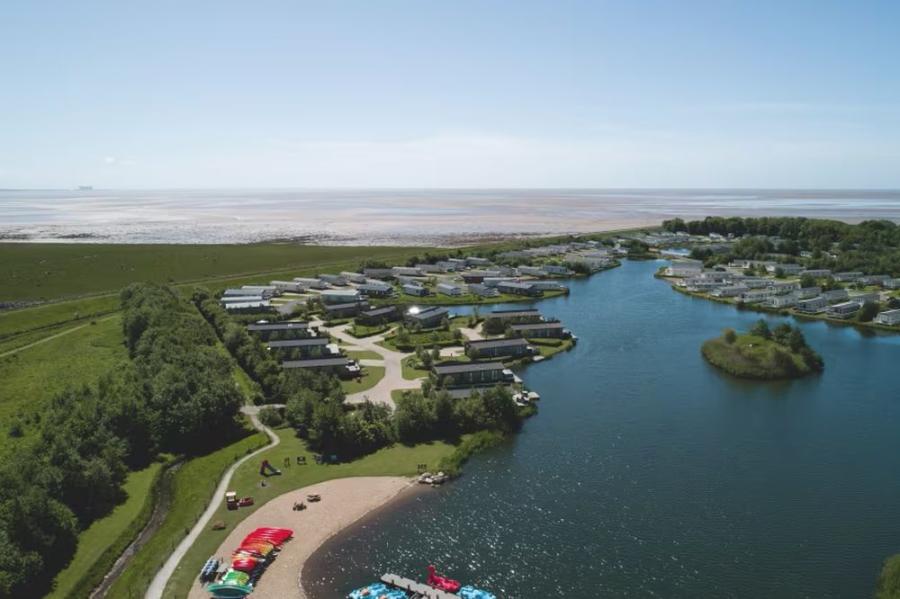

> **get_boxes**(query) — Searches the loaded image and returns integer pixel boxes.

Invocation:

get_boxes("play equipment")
[259,459,281,476]
[426,565,461,593]
[459,586,498,599]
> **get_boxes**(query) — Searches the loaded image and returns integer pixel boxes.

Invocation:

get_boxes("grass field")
[344,349,384,361]
[105,429,269,599]
[0,315,127,455]
[340,365,385,394]
[0,294,120,338]
[164,428,457,598]
[47,462,164,599]
[0,243,431,302]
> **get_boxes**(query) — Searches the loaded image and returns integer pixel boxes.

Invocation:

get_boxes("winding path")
[144,409,279,599]
[327,324,422,408]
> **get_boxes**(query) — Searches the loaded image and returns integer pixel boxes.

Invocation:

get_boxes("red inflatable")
[231,557,259,573]
[242,527,293,546]
[426,565,461,593]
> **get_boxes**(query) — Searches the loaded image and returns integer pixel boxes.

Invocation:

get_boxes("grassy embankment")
[105,429,268,599]
[701,333,820,380]
[46,462,164,599]
[163,427,458,598]
[877,554,900,599]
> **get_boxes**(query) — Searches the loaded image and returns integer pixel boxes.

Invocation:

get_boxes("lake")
[304,259,900,598]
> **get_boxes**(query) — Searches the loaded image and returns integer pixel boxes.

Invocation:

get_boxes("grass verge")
[340,366,385,394]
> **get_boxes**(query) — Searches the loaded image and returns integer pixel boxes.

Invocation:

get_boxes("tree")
[723,328,737,344]
[858,301,879,322]
[750,319,771,339]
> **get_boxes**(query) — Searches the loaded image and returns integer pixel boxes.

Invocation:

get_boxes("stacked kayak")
[206,527,293,597]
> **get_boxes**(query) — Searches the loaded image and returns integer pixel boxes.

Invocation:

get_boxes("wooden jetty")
[381,573,460,599]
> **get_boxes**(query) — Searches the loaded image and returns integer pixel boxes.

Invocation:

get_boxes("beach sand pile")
[188,476,413,599]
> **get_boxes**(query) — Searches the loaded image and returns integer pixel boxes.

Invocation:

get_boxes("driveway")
[326,324,422,408]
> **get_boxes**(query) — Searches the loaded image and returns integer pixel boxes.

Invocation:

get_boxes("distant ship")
[77,185,93,190]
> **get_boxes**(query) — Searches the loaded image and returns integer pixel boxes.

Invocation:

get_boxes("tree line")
[664,216,900,276]
[0,283,244,598]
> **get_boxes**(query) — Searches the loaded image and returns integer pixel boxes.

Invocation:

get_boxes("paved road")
[327,324,422,408]
[144,408,279,599]
[0,314,120,359]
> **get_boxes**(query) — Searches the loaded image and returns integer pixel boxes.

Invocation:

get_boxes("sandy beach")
[187,476,414,599]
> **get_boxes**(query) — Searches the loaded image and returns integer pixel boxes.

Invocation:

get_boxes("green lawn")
[346,322,393,338]
[401,356,430,380]
[340,365,385,394]
[46,462,164,599]
[528,337,574,359]
[344,349,384,361]
[105,429,269,599]
[0,315,127,455]
[164,428,457,598]
[0,243,433,302]
[381,327,465,352]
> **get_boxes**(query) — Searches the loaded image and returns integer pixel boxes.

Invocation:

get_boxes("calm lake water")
[304,259,900,599]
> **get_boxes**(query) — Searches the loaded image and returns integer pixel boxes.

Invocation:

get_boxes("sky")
[1,0,899,189]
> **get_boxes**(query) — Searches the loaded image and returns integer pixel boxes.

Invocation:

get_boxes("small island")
[702,320,824,380]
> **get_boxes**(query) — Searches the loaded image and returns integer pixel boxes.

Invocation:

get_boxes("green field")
[164,428,457,598]
[0,315,127,454]
[340,365,385,394]
[46,462,164,599]
[0,243,430,302]
[105,429,269,599]
[401,356,430,380]
[344,349,384,361]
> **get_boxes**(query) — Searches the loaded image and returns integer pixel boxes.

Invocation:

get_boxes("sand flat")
[188,476,412,599]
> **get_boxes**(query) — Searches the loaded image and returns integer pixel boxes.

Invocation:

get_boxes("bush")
[258,407,284,428]
[723,328,737,344]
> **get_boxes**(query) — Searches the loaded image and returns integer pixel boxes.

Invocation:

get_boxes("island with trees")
[701,320,825,380]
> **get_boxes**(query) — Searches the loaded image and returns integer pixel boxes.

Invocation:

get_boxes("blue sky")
[1,1,898,188]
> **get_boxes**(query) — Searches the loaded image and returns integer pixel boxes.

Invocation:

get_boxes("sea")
[303,260,900,599]
[1,189,899,245]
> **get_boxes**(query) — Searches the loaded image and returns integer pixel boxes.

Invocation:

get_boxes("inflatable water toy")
[459,585,498,599]
[426,565,461,593]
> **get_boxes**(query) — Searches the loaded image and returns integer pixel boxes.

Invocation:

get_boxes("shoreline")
[186,476,419,599]
[300,482,437,599]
